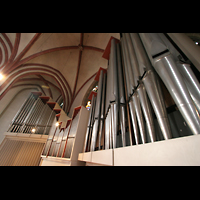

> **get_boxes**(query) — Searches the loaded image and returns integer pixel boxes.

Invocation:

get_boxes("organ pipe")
[139,33,200,135]
[84,33,200,152]
[129,33,172,140]
[7,92,56,135]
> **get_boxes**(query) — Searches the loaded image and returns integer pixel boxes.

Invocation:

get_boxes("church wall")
[68,76,94,117]
[0,88,38,144]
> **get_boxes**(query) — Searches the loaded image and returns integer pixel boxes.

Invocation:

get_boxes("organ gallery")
[0,33,200,166]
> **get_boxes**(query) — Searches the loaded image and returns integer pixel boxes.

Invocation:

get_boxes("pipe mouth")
[153,51,171,63]
[152,49,169,59]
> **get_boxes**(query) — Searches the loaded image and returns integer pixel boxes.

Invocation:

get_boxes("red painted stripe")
[1,66,71,112]
[5,33,21,67]
[0,37,8,68]
[11,83,46,95]
[0,48,2,64]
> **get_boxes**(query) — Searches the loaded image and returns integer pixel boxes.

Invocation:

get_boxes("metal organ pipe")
[90,70,104,151]
[121,36,142,144]
[116,43,127,147]
[139,33,200,135]
[83,94,96,152]
[177,62,200,114]
[98,73,106,150]
[110,39,119,148]
[84,33,200,152]
[124,33,156,142]
[129,33,172,140]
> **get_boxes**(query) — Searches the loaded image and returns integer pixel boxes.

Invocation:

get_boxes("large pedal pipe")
[139,33,200,135]
[129,33,172,140]
[177,62,200,114]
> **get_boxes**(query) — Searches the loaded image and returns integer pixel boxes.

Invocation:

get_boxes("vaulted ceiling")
[0,33,120,114]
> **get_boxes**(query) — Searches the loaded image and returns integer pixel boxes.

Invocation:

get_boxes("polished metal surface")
[177,62,200,113]
[129,33,153,73]
[132,93,146,144]
[139,33,200,135]
[116,43,126,104]
[137,84,156,142]
[139,33,168,58]
[90,70,104,151]
[116,42,127,147]
[121,36,134,95]
[98,73,106,150]
[129,100,139,145]
[130,33,172,140]
[154,53,200,135]
[123,33,140,86]
[83,94,96,152]
[142,70,172,139]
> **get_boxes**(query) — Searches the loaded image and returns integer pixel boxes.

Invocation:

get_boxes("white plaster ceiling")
[1,33,120,113]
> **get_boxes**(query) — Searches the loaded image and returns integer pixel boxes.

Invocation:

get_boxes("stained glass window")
[86,101,91,110]
[92,85,98,92]
[85,85,98,111]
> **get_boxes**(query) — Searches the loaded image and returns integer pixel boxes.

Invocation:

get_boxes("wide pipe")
[142,70,172,139]
[140,33,200,135]
[130,33,172,140]
[177,62,200,114]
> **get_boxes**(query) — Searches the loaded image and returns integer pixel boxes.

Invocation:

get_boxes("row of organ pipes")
[83,33,200,152]
[7,92,56,135]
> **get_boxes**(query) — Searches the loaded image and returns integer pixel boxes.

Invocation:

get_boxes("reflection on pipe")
[177,62,200,114]
[139,33,200,135]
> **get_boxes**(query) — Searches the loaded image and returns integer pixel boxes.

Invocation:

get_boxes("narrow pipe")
[116,43,127,147]
[90,70,104,151]
[129,100,139,145]
[84,94,95,152]
[110,39,119,148]
[98,72,106,150]
[8,93,32,132]
[104,112,109,149]
[132,93,146,144]
[123,33,140,85]
[17,95,37,133]
[121,37,133,95]
[137,84,156,142]
[14,94,35,132]
[124,33,156,142]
